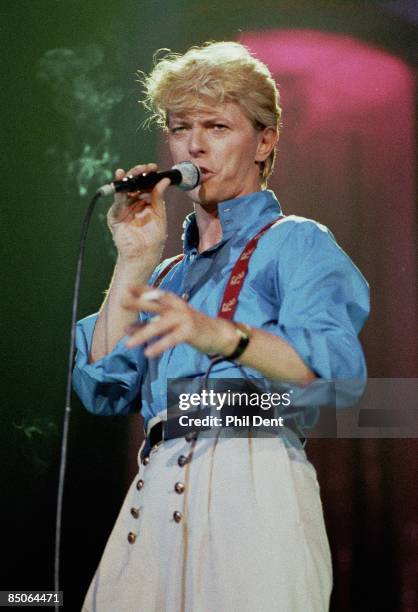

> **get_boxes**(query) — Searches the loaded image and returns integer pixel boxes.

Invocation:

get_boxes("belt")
[140,418,198,463]
[140,412,306,463]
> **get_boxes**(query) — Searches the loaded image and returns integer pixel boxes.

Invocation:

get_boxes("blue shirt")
[72,190,369,433]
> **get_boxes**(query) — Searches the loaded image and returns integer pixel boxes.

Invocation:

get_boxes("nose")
[188,127,207,157]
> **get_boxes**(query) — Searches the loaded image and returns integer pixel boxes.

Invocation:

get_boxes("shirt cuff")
[72,313,144,415]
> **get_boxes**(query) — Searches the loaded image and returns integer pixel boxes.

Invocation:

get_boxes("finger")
[127,284,147,296]
[126,162,158,177]
[125,193,152,211]
[110,172,139,220]
[114,163,157,199]
[124,284,153,299]
[124,314,161,335]
[127,190,141,199]
[128,286,176,302]
[127,191,152,204]
[113,163,159,213]
[151,177,171,215]
[121,287,165,311]
[154,176,171,196]
[108,200,143,225]
[154,291,184,308]
[125,315,175,348]
[125,321,146,335]
[109,169,127,216]
[127,285,180,306]
[133,289,182,313]
[140,288,165,301]
[123,286,184,311]
[122,295,163,314]
[144,329,185,358]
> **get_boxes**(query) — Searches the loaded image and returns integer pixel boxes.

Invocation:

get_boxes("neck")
[194,202,223,253]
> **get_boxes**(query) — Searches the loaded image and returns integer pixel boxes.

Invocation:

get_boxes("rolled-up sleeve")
[266,219,370,403]
[72,313,146,416]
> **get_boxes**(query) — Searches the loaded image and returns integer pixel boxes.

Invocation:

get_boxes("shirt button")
[136,479,144,491]
[130,507,140,519]
[174,482,185,494]
[127,532,137,544]
[181,292,189,301]
[173,511,183,523]
[177,455,188,467]
[142,456,150,466]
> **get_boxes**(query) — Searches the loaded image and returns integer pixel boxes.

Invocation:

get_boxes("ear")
[255,127,279,163]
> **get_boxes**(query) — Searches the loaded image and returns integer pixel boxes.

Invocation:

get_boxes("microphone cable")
[53,161,199,608]
[54,189,103,611]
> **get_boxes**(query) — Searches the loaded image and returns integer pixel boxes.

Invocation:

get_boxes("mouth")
[198,166,215,183]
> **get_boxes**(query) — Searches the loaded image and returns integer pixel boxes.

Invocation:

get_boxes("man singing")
[73,41,369,611]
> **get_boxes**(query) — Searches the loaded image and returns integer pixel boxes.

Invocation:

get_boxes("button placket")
[172,436,198,525]
[129,472,145,541]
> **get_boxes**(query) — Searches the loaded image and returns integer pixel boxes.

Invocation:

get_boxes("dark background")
[1,1,417,610]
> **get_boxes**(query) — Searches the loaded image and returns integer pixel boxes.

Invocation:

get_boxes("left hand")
[122,285,238,358]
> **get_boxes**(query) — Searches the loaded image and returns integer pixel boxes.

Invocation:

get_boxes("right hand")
[107,163,171,263]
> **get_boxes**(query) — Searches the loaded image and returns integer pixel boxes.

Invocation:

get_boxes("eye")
[213,124,227,131]
[170,126,187,134]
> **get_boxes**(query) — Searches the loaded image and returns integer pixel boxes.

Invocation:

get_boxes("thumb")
[151,177,171,213]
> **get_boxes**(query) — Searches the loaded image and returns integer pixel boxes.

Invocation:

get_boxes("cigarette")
[141,289,164,302]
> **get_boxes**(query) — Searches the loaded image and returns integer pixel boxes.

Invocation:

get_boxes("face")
[167,101,276,207]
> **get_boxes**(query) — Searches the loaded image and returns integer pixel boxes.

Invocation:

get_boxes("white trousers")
[82,434,332,612]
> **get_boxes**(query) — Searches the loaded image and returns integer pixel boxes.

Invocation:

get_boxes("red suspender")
[153,254,184,288]
[152,216,285,313]
[218,216,284,320]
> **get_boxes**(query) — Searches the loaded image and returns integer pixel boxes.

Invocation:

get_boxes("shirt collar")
[182,190,283,254]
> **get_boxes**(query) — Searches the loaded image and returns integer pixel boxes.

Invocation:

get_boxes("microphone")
[98,161,201,196]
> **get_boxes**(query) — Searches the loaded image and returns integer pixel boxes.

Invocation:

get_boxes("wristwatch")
[224,322,252,360]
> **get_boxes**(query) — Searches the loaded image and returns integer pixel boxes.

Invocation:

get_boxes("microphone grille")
[172,161,201,191]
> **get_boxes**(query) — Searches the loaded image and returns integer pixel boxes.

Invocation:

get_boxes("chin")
[188,184,218,207]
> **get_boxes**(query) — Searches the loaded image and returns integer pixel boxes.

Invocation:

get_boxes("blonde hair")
[139,41,282,187]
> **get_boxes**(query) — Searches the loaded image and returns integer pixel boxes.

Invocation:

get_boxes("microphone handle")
[113,169,182,193]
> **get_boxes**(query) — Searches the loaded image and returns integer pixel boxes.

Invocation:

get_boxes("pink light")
[240,29,414,121]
